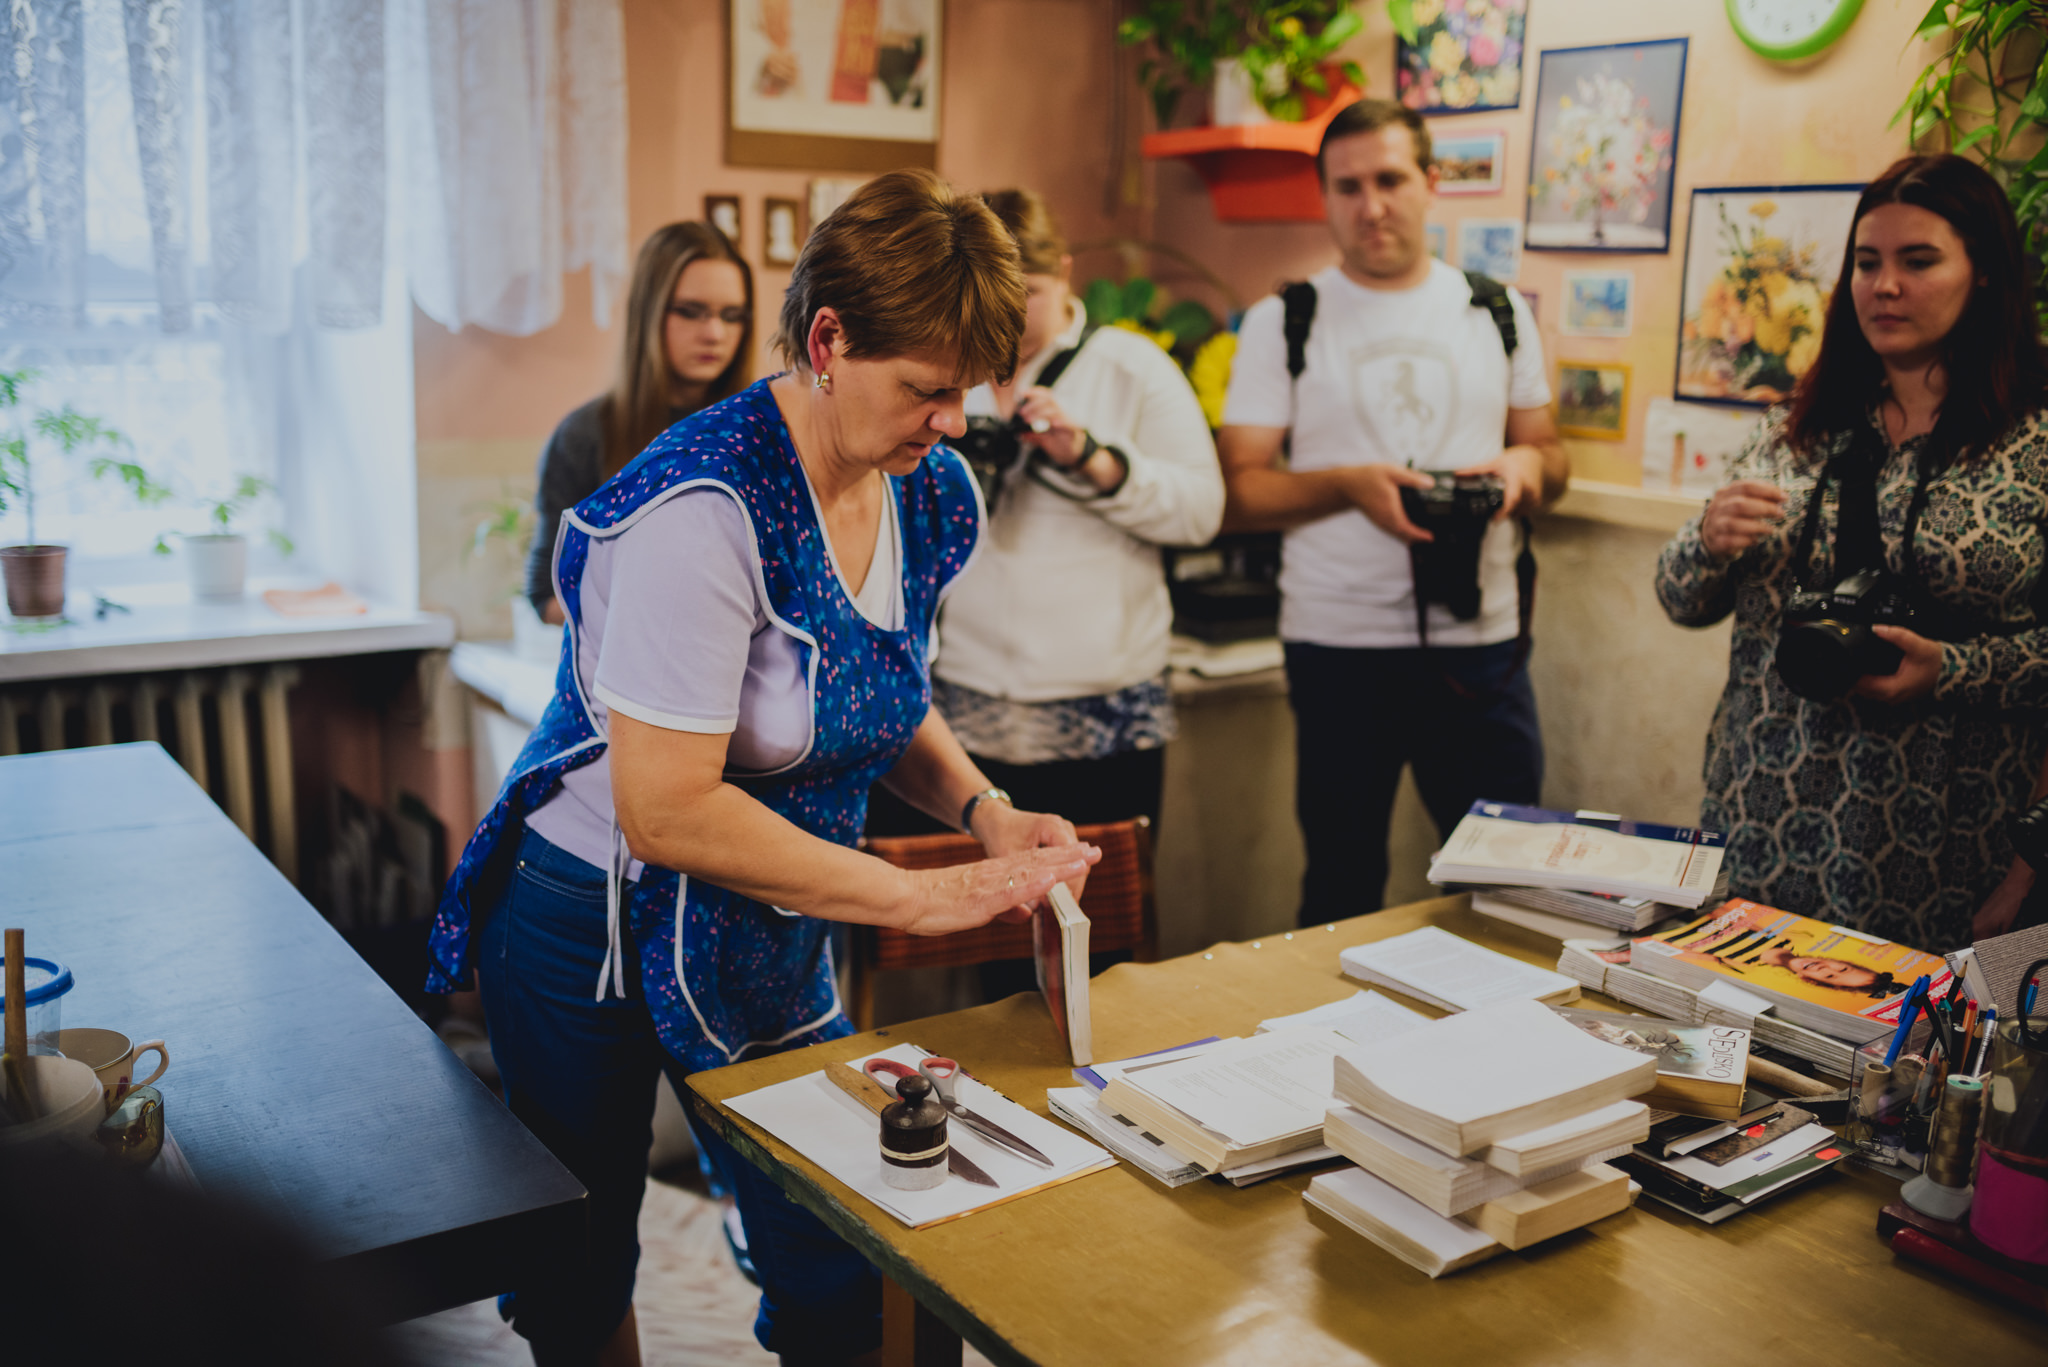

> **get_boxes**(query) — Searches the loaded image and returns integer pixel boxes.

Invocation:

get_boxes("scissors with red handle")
[863,1056,1054,1168]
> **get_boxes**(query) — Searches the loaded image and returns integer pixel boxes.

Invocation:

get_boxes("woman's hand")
[1975,857,2034,940]
[1852,625,1941,704]
[898,840,1102,936]
[1013,387,1089,467]
[1700,480,1787,562]
[975,801,1095,903]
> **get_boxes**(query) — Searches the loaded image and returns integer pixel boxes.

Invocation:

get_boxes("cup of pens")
[1970,970,2048,1264]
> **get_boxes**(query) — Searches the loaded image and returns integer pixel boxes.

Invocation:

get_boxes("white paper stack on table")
[1065,993,1433,1186]
[1307,999,1654,1276]
[1470,889,1684,942]
[1428,801,1729,909]
[1338,925,1581,1010]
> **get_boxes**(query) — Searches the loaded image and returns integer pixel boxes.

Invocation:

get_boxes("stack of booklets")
[1614,1099,1851,1223]
[1555,911,1943,1080]
[1308,999,1655,1277]
[1429,802,1728,908]
[1549,1007,1751,1120]
[1470,888,1682,941]
[1338,926,1581,1011]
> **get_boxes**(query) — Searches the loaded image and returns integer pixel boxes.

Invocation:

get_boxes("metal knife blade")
[945,1102,1055,1168]
[827,1062,1001,1188]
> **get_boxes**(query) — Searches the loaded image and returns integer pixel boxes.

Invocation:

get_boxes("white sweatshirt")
[936,308,1225,703]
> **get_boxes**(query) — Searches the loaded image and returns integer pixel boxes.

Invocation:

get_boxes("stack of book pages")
[1470,887,1682,938]
[1308,999,1655,1275]
[1429,802,1728,908]
[1338,926,1581,1011]
[1614,1100,1851,1223]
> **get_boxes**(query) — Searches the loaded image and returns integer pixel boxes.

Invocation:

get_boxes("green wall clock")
[1726,0,1864,62]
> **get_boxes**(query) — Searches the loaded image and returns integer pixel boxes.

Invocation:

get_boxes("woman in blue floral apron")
[429,171,1100,1367]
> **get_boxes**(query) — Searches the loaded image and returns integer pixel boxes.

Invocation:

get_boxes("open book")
[1035,883,1092,1067]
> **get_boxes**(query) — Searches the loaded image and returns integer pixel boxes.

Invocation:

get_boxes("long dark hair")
[599,222,754,480]
[1786,153,2046,463]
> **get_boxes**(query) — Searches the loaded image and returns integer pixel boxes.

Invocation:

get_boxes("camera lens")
[1774,618,1872,701]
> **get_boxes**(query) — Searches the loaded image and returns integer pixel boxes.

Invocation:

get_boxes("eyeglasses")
[668,302,750,325]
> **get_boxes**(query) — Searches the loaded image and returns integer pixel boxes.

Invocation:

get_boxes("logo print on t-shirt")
[1349,339,1457,468]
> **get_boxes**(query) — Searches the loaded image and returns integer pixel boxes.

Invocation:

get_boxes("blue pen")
[1882,975,1931,1069]
[2027,981,2038,1017]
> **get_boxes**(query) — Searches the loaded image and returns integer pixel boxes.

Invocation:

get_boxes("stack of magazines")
[1430,802,1727,942]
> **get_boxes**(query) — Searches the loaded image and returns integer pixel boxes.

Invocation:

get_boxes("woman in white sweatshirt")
[874,188,1223,835]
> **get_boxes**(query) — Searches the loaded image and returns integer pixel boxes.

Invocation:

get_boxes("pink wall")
[414,0,1147,449]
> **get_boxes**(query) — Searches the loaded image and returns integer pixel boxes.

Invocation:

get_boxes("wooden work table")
[690,897,2044,1367]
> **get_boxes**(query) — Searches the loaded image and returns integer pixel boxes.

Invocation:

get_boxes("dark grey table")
[0,742,583,1320]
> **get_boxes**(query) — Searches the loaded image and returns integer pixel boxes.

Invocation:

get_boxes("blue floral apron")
[428,380,983,1071]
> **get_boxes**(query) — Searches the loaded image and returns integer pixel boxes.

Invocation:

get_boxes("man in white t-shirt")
[1218,98,1567,927]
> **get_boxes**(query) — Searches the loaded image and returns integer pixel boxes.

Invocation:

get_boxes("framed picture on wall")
[1457,218,1522,282]
[728,0,942,172]
[1560,270,1633,337]
[1435,130,1507,195]
[1524,39,1687,253]
[1557,360,1631,440]
[1397,0,1526,113]
[1642,396,1764,496]
[763,197,805,266]
[1675,183,1863,408]
[704,195,742,245]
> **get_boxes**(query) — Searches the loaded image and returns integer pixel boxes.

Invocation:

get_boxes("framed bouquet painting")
[1676,184,1862,408]
[1397,0,1527,114]
[1524,39,1686,252]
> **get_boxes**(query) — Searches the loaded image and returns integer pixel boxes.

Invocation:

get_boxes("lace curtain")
[0,0,625,336]
[395,0,628,336]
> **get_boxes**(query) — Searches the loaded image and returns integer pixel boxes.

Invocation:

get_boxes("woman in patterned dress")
[1656,154,2048,952]
[430,170,1100,1367]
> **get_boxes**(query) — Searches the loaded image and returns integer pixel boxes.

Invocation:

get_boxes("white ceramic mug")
[54,1028,168,1093]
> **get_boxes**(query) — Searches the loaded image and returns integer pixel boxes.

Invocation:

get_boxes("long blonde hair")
[600,222,754,479]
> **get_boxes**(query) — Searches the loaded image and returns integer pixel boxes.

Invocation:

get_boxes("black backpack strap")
[1463,270,1518,358]
[1281,281,1318,381]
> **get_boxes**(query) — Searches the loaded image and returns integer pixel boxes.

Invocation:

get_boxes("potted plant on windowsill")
[153,476,294,602]
[0,370,162,620]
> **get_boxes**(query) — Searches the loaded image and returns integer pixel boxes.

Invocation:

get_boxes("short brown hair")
[777,168,1027,386]
[1316,99,1432,182]
[982,188,1067,276]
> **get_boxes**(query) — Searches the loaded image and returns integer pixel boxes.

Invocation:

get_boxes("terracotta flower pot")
[1,544,67,618]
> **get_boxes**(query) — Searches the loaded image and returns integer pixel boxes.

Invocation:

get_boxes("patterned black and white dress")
[1655,408,2048,951]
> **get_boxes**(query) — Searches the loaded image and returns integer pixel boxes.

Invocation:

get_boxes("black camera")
[1399,471,1505,621]
[1774,568,1932,702]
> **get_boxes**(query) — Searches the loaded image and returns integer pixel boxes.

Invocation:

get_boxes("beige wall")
[1147,0,1940,484]
[417,0,1145,640]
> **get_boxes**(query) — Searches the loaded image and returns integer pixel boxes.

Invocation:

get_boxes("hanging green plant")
[1895,2,2048,309]
[1116,0,1414,128]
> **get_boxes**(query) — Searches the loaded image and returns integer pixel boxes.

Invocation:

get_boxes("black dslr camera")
[1399,471,1505,621]
[1774,568,1933,702]
[952,414,1030,508]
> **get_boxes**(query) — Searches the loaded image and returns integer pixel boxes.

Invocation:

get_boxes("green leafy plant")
[1895,2,2048,311]
[150,474,294,556]
[0,368,159,547]
[1117,0,1413,127]
[468,485,538,602]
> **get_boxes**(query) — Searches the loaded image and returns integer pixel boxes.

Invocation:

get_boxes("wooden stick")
[827,1060,903,1117]
[4,928,25,1063]
[1746,1054,1837,1098]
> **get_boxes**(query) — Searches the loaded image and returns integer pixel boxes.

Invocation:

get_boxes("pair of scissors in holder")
[864,1056,1054,1168]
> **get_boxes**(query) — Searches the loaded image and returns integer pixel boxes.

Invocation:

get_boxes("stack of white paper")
[1304,1167,1503,1279]
[1339,926,1581,1013]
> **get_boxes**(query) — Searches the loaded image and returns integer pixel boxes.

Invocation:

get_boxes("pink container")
[1969,1017,2048,1266]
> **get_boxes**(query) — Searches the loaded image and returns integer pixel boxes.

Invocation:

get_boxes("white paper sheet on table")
[724,1042,1115,1228]
[1124,1026,1352,1148]
[1257,990,1433,1044]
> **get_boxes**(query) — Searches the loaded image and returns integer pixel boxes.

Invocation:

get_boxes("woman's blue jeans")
[475,823,881,1360]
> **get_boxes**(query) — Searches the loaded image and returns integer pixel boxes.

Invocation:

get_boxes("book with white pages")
[1429,802,1727,908]
[1323,1105,1634,1216]
[1256,990,1433,1043]
[1470,893,1614,944]
[1044,1086,1206,1189]
[1462,1163,1634,1250]
[1332,998,1659,1156]
[1479,1099,1651,1176]
[1339,926,1581,1012]
[1304,1167,1504,1279]
[1099,1026,1350,1172]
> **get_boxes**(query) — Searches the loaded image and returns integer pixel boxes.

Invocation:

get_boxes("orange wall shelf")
[1139,82,1358,223]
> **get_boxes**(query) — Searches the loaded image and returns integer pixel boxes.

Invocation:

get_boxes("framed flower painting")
[1524,39,1687,253]
[1675,184,1863,408]
[1397,0,1527,114]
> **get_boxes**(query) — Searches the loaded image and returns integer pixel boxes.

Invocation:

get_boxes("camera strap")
[1411,516,1537,699]
[974,329,1097,508]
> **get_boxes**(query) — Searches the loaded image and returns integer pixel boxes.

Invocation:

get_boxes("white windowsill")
[0,578,455,683]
